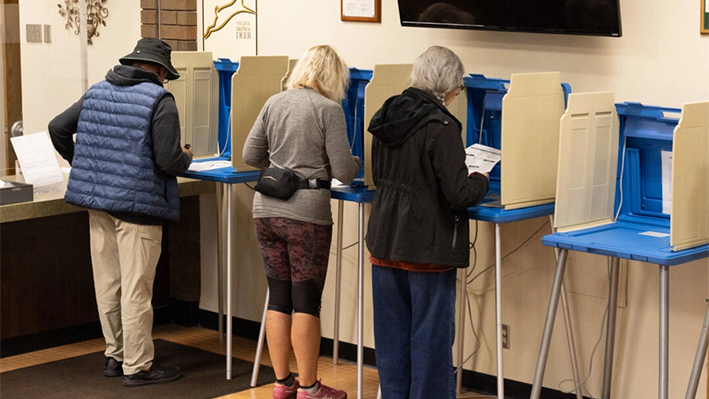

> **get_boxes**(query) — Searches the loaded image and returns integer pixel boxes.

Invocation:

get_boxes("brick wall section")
[141,0,197,51]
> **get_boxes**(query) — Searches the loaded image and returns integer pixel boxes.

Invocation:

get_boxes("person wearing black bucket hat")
[48,37,193,387]
[119,37,181,81]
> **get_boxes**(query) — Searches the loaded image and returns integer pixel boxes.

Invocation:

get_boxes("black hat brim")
[119,55,180,81]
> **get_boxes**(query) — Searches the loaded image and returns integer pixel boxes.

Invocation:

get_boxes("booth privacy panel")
[231,56,289,171]
[447,88,468,149]
[555,92,619,232]
[501,72,565,209]
[283,59,299,91]
[168,51,220,157]
[363,64,413,188]
[670,101,709,251]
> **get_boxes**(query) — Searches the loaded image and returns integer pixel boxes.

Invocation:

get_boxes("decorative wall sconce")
[57,0,109,45]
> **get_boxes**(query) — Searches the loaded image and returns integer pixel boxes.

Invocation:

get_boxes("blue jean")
[372,265,457,399]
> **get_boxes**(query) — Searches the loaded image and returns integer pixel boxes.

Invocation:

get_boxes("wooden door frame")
[2,0,21,175]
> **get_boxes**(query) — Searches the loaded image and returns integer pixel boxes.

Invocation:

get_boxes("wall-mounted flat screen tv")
[398,0,622,37]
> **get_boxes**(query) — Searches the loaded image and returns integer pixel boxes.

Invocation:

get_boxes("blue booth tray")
[542,221,709,266]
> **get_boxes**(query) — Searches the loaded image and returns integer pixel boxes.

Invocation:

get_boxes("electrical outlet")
[502,324,510,349]
[26,24,42,43]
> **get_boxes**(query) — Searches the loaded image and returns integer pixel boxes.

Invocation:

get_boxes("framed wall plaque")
[341,0,381,22]
[702,0,709,34]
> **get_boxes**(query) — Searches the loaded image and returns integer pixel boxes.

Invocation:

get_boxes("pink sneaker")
[273,379,300,399]
[296,380,347,399]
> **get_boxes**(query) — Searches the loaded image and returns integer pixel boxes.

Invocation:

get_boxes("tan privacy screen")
[670,101,709,251]
[501,72,565,210]
[231,56,289,171]
[554,92,619,232]
[283,59,299,91]
[363,64,413,187]
[168,51,220,157]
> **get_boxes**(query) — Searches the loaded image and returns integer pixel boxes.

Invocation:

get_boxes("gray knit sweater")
[243,88,360,225]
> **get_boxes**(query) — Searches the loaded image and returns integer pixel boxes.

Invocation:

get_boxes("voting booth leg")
[217,183,225,342]
[494,223,504,398]
[357,203,365,399]
[456,268,466,394]
[559,281,584,399]
[549,217,584,399]
[685,300,709,399]
[601,257,621,399]
[251,288,270,387]
[659,265,670,399]
[530,248,569,399]
[226,184,234,379]
[333,200,344,365]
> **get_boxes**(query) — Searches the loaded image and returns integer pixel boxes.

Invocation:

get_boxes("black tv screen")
[398,0,622,37]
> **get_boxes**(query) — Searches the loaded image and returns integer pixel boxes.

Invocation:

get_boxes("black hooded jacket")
[365,87,489,268]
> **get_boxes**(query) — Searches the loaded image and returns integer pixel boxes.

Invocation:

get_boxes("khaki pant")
[88,210,163,375]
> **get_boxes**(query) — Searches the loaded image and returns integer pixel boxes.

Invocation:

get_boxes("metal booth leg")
[251,288,270,387]
[216,183,225,341]
[226,184,233,379]
[685,299,709,399]
[333,200,344,365]
[530,248,570,399]
[659,265,670,399]
[357,203,365,399]
[549,216,584,399]
[494,224,504,398]
[601,257,621,399]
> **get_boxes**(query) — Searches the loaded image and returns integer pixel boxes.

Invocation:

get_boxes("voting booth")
[465,73,571,209]
[548,101,709,260]
[462,72,576,398]
[531,101,709,399]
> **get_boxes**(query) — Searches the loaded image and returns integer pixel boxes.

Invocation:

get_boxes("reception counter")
[0,173,215,356]
[0,174,215,223]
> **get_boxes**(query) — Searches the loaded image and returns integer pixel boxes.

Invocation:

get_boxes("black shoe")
[122,366,182,387]
[104,357,123,377]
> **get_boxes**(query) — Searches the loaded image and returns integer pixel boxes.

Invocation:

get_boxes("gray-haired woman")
[244,44,360,399]
[366,46,489,399]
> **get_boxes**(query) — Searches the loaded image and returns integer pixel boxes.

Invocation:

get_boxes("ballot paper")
[10,132,63,193]
[187,160,234,172]
[465,144,501,174]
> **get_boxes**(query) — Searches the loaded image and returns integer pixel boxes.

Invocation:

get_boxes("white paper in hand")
[465,144,501,174]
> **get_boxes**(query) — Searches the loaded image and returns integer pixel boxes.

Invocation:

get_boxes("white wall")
[197,1,709,399]
[19,0,142,138]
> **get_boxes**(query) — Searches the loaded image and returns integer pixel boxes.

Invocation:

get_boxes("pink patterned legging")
[253,217,333,316]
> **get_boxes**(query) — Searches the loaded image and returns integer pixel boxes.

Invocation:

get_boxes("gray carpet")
[0,339,276,399]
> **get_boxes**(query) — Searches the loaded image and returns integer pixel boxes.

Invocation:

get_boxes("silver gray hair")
[410,46,465,103]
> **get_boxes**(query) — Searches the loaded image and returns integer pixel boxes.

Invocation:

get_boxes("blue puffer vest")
[65,80,180,221]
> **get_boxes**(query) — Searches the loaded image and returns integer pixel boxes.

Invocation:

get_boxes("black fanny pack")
[254,166,331,200]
